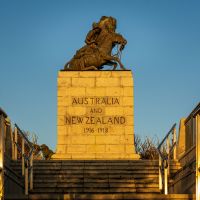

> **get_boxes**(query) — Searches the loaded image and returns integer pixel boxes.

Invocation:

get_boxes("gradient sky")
[0,0,200,150]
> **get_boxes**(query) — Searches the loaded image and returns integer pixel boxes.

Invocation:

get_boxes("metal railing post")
[166,136,170,175]
[196,114,200,200]
[14,127,18,160]
[0,115,5,199]
[25,160,28,195]
[11,126,15,160]
[157,123,176,195]
[173,127,177,160]
[164,165,168,195]
[159,154,162,191]
[22,138,25,176]
[30,153,33,190]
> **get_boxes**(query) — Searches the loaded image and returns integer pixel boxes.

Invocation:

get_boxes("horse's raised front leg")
[106,61,118,70]
[112,56,126,70]
[103,54,126,70]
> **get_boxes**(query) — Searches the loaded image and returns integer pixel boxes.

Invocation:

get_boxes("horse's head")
[114,33,127,51]
[119,38,127,51]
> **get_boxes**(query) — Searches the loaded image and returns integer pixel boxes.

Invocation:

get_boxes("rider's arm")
[85,28,101,45]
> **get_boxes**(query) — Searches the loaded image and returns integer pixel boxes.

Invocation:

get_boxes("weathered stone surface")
[52,71,140,159]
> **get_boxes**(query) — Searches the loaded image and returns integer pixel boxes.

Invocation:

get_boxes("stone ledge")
[52,153,140,160]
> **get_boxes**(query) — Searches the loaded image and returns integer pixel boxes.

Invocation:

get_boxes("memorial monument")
[52,16,139,159]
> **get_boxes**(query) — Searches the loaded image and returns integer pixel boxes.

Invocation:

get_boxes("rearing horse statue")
[64,16,127,71]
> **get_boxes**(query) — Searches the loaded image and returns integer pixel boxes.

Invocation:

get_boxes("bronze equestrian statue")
[64,16,127,71]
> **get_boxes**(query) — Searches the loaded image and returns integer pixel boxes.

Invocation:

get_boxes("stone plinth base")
[52,70,140,160]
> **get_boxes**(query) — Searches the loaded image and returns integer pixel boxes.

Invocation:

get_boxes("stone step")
[30,187,160,193]
[35,177,158,183]
[31,169,159,174]
[5,193,195,200]
[32,174,159,179]
[11,165,159,170]
[30,170,159,174]
[13,169,159,177]
[10,160,159,166]
[33,178,158,184]
[7,160,184,199]
[34,182,138,187]
[32,181,158,188]
[10,160,180,169]
[33,182,158,188]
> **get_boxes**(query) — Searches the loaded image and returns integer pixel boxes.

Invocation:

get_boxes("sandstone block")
[56,145,67,153]
[72,78,95,87]
[57,87,66,97]
[105,87,123,96]
[58,71,79,78]
[95,136,120,144]
[125,116,134,126]
[57,78,71,87]
[111,71,132,77]
[57,135,71,145]
[121,77,133,87]
[96,78,119,87]
[86,145,105,153]
[120,135,134,145]
[67,145,86,153]
[105,107,124,115]
[58,106,67,115]
[66,87,85,96]
[106,145,125,153]
[71,153,96,159]
[79,71,101,77]
[125,145,135,153]
[57,115,65,126]
[68,126,83,135]
[108,126,125,135]
[57,97,70,106]
[123,87,133,96]
[57,126,66,135]
[99,71,112,78]
[67,107,86,115]
[124,106,133,115]
[71,136,95,144]
[123,97,133,106]
[86,87,106,96]
[124,126,134,135]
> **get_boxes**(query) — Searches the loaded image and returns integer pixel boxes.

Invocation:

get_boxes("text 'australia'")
[72,97,120,106]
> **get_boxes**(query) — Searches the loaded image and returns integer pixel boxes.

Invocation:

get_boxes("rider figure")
[74,16,116,59]
[64,16,126,70]
[85,16,116,46]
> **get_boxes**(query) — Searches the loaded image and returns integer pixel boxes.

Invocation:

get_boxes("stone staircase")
[5,160,195,200]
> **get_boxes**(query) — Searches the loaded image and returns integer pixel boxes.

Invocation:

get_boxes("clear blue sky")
[0,0,200,150]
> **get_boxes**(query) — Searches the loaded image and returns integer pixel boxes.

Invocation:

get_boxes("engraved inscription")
[64,96,126,134]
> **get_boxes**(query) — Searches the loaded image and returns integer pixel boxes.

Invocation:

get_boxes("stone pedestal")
[52,70,140,159]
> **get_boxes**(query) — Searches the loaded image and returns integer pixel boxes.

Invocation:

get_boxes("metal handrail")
[157,123,177,195]
[0,114,5,199]
[14,124,33,148]
[0,109,37,197]
[158,123,176,150]
[13,124,34,195]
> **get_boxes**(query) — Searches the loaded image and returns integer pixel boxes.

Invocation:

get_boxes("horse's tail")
[64,60,71,70]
